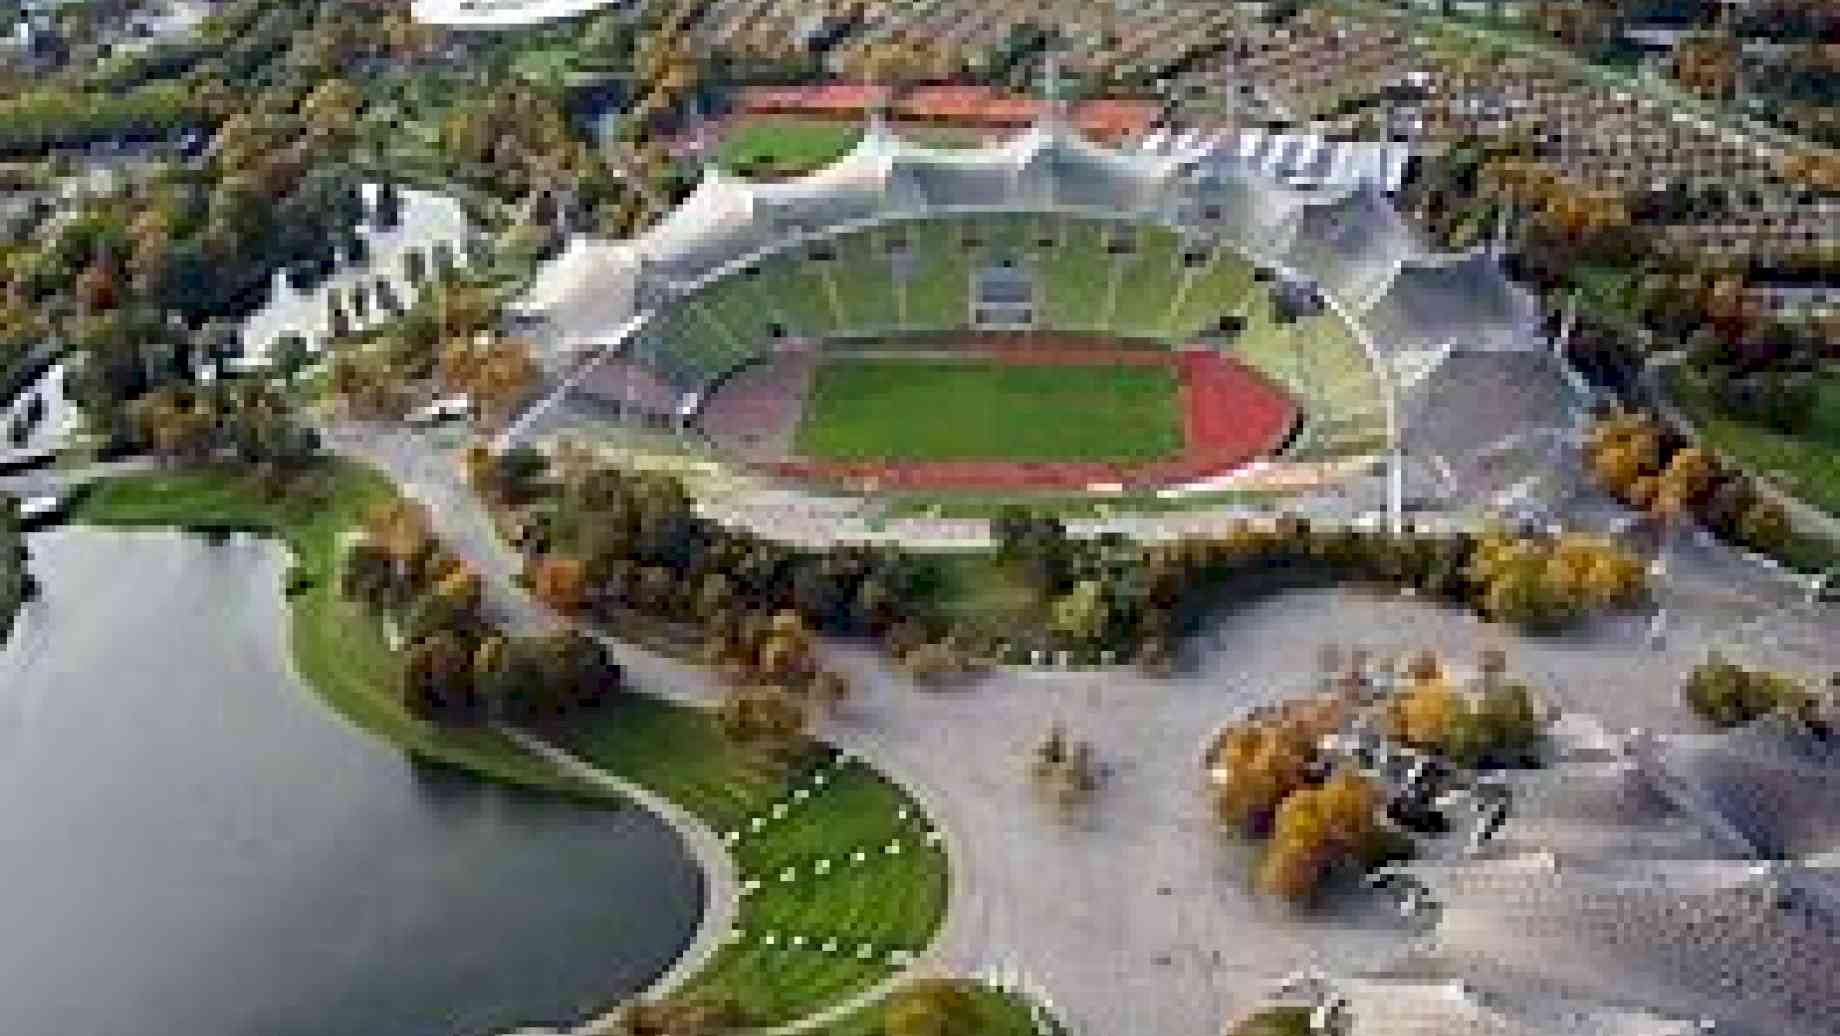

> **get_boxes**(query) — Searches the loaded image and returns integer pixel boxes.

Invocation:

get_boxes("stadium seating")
[1228,288,1388,459]
[751,250,839,338]
[1109,225,1183,339]
[1041,217,1114,330]
[1168,246,1255,340]
[972,211,1037,259]
[694,271,785,353]
[901,219,972,329]
[830,228,901,331]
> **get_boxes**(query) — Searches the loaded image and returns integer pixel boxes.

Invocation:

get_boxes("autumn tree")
[1209,699,1344,836]
[403,630,478,722]
[531,555,589,613]
[1258,771,1379,903]
[882,979,980,1036]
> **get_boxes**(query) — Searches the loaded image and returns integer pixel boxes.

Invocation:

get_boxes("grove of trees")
[1586,409,1795,560]
[1683,652,1817,730]
[341,498,622,724]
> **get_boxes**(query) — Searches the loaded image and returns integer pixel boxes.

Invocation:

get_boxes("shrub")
[1684,652,1810,728]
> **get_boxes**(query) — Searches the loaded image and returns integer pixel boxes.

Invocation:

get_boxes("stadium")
[512,111,1572,527]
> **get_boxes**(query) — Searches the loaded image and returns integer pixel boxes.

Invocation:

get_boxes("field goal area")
[698,334,1301,492]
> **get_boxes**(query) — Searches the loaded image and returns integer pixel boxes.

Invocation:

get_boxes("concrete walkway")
[495,727,740,1025]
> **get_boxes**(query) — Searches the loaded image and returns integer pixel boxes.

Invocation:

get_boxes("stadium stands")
[830,229,901,331]
[901,219,973,329]
[1168,246,1255,340]
[1109,225,1183,339]
[1041,217,1114,330]
[751,250,838,338]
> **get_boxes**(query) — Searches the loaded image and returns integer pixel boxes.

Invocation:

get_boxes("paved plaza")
[328,425,1840,1036]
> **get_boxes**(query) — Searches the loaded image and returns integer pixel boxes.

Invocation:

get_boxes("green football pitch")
[794,358,1184,463]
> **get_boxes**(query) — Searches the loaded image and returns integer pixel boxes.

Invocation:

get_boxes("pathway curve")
[325,423,1840,1036]
[495,727,741,1024]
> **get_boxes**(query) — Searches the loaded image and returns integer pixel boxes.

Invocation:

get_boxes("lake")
[0,529,702,1036]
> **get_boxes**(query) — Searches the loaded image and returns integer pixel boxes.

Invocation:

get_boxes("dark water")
[0,530,702,1036]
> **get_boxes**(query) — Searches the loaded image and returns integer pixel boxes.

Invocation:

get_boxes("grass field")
[1671,368,1840,520]
[796,358,1183,463]
[558,696,948,1026]
[718,117,863,178]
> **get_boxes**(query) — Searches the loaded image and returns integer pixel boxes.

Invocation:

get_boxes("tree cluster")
[1386,661,1544,770]
[341,498,621,724]
[473,443,952,717]
[615,994,742,1036]
[1257,770,1383,903]
[126,381,320,474]
[1586,409,1794,559]
[1207,696,1349,837]
[1683,652,1816,730]
[1139,518,1646,659]
[704,608,849,750]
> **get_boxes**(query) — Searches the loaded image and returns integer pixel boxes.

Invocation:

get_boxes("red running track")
[767,348,1298,491]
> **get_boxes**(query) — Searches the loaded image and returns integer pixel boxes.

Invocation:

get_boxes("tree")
[1738,499,1791,555]
[480,630,621,721]
[403,630,477,722]
[882,979,977,1036]
[1051,578,1111,648]
[1258,771,1378,902]
[531,555,589,612]
[1684,653,1807,728]
[716,685,806,748]
[1211,715,1317,837]
[1391,675,1460,750]
[299,78,361,150]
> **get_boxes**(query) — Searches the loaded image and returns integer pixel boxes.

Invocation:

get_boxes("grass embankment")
[796,359,1184,464]
[560,695,949,1027]
[1671,369,1840,520]
[808,983,1049,1036]
[69,462,598,797]
[718,117,864,178]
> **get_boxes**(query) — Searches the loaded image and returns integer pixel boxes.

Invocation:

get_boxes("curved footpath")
[494,727,741,1024]
[327,423,1840,1036]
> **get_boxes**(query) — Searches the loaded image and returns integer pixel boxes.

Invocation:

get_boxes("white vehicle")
[406,395,471,426]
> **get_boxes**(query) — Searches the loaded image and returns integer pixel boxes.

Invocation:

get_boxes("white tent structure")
[509,113,1552,527]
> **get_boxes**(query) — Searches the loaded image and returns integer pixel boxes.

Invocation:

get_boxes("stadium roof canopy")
[521,114,1541,376]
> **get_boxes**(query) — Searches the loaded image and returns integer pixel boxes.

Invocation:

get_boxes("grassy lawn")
[809,982,1050,1036]
[796,359,1183,464]
[927,550,1051,636]
[69,462,599,798]
[1671,369,1840,520]
[558,695,947,1027]
[718,117,864,178]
